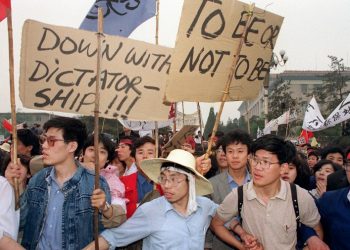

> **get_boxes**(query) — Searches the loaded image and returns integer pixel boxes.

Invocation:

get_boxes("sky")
[1,0,350,125]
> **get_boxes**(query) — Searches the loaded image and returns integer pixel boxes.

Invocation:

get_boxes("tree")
[314,55,350,114]
[203,107,216,139]
[268,79,300,121]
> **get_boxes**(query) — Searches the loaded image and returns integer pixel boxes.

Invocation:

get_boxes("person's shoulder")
[139,196,166,212]
[209,171,226,184]
[321,187,349,202]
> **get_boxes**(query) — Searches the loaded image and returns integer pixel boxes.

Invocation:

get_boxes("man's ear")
[67,141,78,154]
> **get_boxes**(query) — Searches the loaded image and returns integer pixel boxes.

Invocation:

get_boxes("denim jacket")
[20,162,111,250]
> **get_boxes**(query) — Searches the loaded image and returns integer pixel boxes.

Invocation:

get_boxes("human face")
[181,143,194,154]
[215,146,228,170]
[83,143,109,170]
[135,142,155,168]
[116,143,131,161]
[345,162,350,183]
[326,153,344,166]
[41,128,77,166]
[307,155,318,169]
[159,170,189,205]
[13,140,32,157]
[111,157,125,176]
[281,164,297,183]
[250,149,283,188]
[315,164,335,184]
[225,143,248,171]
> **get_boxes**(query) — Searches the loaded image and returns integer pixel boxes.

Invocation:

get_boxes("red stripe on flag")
[2,119,12,132]
[0,0,11,22]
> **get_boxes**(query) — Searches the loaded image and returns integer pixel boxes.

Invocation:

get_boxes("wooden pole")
[154,0,160,158]
[6,8,20,210]
[205,4,255,158]
[173,102,177,133]
[285,109,290,138]
[181,101,185,127]
[246,103,250,134]
[93,8,103,250]
[196,102,204,151]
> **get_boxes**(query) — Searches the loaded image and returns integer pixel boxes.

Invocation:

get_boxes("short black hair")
[313,159,342,173]
[11,129,41,156]
[320,146,345,160]
[251,134,296,164]
[43,116,87,156]
[131,136,155,158]
[221,129,252,154]
[83,133,116,163]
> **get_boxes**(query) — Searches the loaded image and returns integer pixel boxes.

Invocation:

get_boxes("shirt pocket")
[279,218,297,245]
[75,194,93,215]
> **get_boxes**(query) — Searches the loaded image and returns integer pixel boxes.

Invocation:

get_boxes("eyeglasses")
[157,175,187,187]
[42,136,67,147]
[249,155,280,170]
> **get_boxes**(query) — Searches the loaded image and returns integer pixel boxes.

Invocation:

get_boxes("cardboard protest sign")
[162,125,198,153]
[175,110,202,130]
[165,0,283,102]
[20,20,172,121]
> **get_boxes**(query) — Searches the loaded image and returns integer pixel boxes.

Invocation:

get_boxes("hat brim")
[140,158,213,196]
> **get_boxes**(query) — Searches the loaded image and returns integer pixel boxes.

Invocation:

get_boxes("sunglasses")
[42,136,68,147]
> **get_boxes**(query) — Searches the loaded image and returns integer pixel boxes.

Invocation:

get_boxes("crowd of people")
[0,116,349,250]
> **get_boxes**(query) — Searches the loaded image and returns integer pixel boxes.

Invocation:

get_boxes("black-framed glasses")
[42,136,67,147]
[249,155,280,170]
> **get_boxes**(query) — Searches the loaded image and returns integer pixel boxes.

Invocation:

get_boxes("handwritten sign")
[162,125,198,153]
[165,0,283,102]
[20,20,172,121]
[119,119,173,131]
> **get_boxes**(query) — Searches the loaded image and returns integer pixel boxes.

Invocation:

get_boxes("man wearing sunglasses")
[211,134,323,250]
[6,116,111,250]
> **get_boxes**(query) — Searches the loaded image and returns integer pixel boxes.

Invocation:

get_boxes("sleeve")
[101,204,127,228]
[297,187,320,228]
[0,179,19,240]
[101,206,152,248]
[215,188,238,222]
[298,223,317,244]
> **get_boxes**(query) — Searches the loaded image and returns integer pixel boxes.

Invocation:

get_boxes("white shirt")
[123,162,138,176]
[0,176,20,240]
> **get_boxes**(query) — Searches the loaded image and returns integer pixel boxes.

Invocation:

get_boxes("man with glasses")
[316,161,350,250]
[6,116,111,250]
[83,149,217,250]
[211,134,322,250]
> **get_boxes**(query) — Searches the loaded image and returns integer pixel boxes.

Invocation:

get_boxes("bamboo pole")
[181,101,185,127]
[205,4,255,158]
[173,102,177,134]
[154,0,160,158]
[93,8,103,250]
[6,8,20,210]
[196,102,204,151]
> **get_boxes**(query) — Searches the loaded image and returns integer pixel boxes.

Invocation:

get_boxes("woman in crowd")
[309,159,342,199]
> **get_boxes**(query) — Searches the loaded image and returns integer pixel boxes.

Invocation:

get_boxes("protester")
[83,149,217,250]
[206,129,252,250]
[325,146,350,191]
[181,135,196,154]
[0,176,21,249]
[5,116,111,249]
[307,151,319,171]
[309,160,342,199]
[117,136,137,176]
[11,129,41,157]
[81,133,127,226]
[205,137,228,179]
[211,134,322,250]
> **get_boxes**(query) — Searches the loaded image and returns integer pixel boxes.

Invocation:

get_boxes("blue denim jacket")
[20,162,111,250]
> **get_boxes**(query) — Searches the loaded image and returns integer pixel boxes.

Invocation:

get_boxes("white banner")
[302,96,326,131]
[175,111,202,130]
[277,109,297,125]
[324,93,350,128]
[119,119,173,131]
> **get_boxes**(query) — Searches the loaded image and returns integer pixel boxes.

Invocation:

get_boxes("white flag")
[324,93,350,128]
[302,96,326,131]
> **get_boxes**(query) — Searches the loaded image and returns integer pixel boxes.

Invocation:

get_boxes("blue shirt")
[137,172,154,203]
[227,169,251,190]
[102,196,218,249]
[38,169,64,250]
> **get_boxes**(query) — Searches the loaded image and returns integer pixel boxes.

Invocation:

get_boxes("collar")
[227,169,251,184]
[163,196,202,215]
[246,180,287,201]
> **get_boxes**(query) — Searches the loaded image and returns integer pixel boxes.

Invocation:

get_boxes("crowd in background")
[0,117,349,250]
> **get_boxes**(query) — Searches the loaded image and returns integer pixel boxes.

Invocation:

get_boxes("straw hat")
[0,143,10,153]
[140,149,213,196]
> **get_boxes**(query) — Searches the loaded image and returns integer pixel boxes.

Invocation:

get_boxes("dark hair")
[307,151,319,159]
[291,152,312,189]
[160,162,195,175]
[43,116,87,156]
[3,154,31,183]
[118,135,135,150]
[221,129,252,154]
[313,159,342,173]
[83,133,116,163]
[11,129,41,156]
[0,150,10,176]
[320,146,345,160]
[251,134,296,164]
[131,136,155,158]
[208,130,224,140]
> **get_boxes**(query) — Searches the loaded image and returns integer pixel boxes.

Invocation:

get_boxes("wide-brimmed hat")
[0,143,10,152]
[140,149,213,196]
